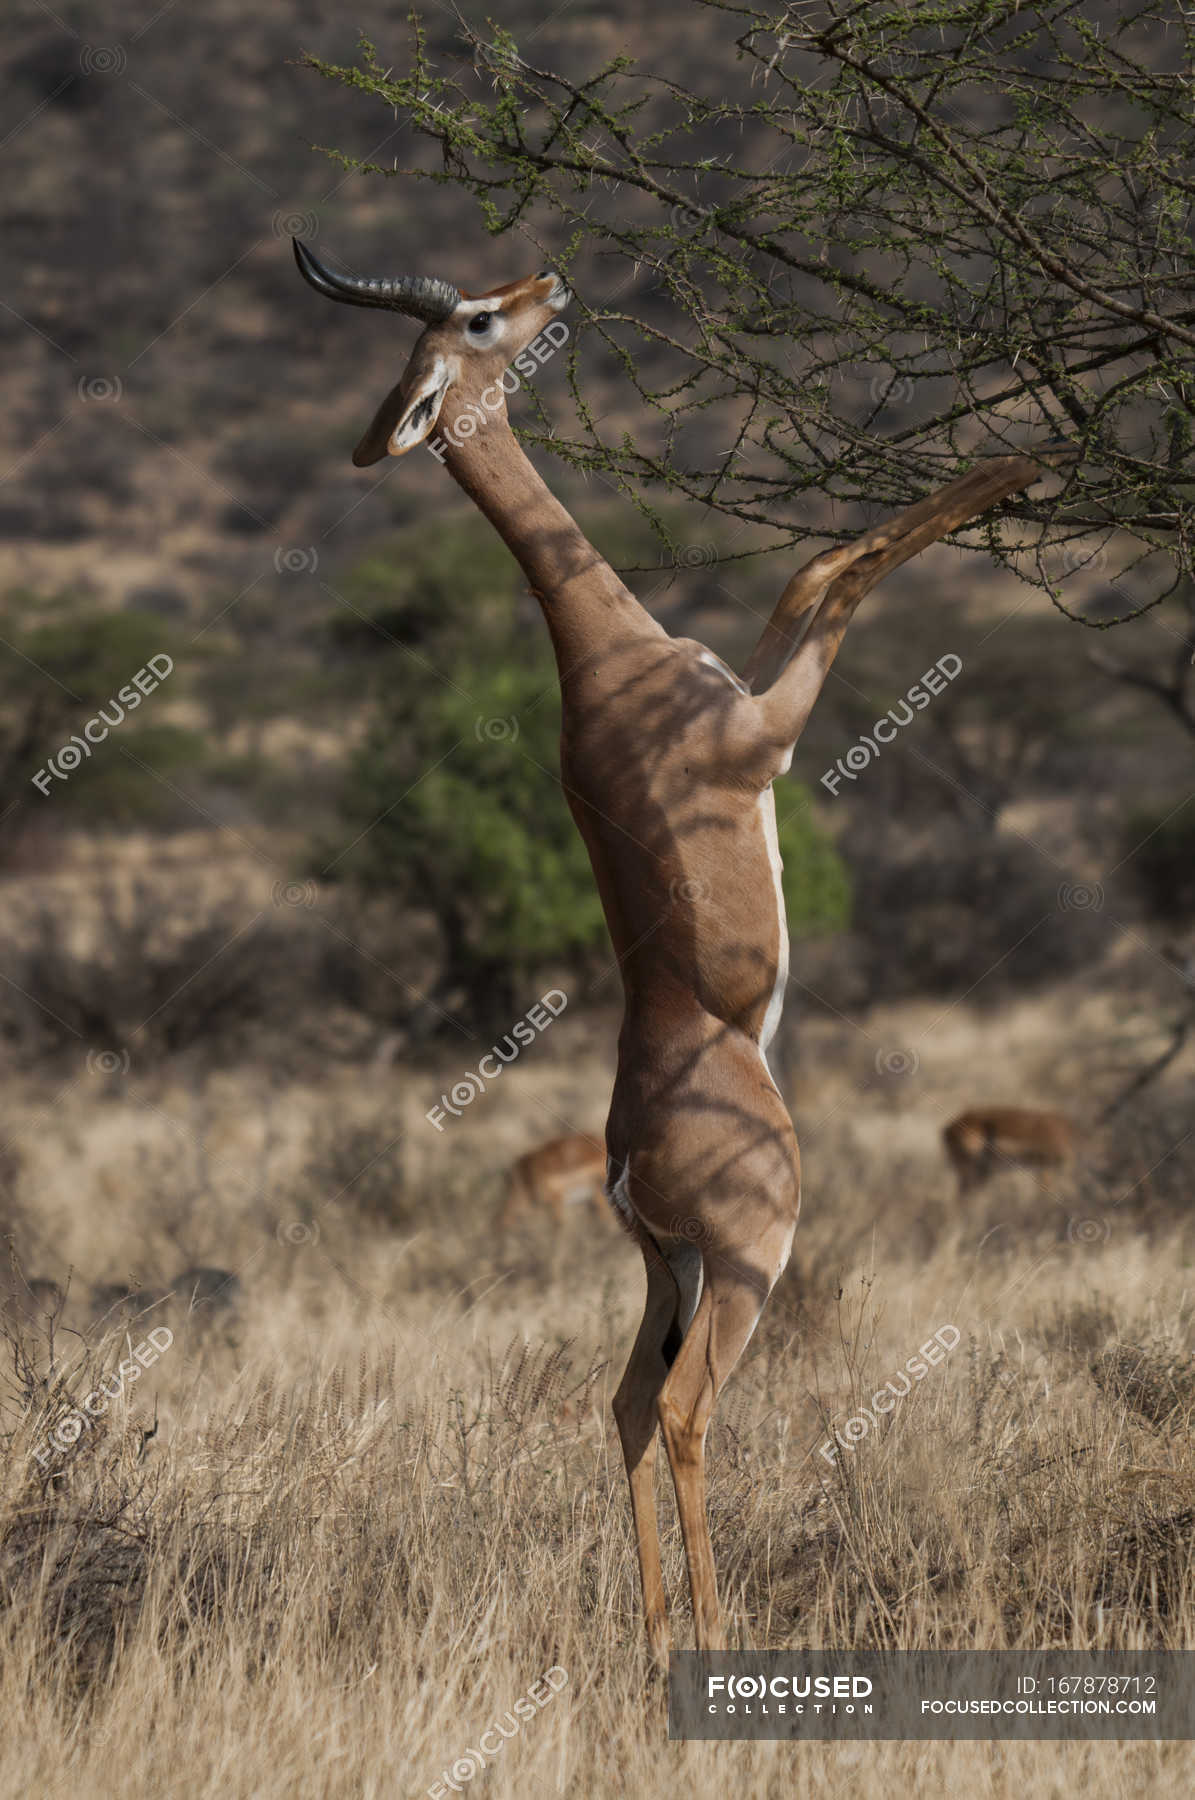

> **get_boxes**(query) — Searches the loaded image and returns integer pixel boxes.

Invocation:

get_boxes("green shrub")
[0,599,192,844]
[52,724,206,826]
[333,653,606,1026]
[326,517,524,655]
[774,781,852,933]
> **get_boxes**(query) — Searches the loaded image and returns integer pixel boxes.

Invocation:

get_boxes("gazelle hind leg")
[656,1243,785,1651]
[612,1239,684,1664]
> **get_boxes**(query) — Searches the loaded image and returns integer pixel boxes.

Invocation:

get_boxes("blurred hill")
[0,0,1192,1097]
[2,0,719,609]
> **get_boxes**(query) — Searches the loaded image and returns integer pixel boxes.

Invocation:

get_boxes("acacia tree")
[306,0,1193,621]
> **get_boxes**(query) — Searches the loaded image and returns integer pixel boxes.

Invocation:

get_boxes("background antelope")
[1,1267,243,1334]
[942,1106,1076,1198]
[501,1134,610,1229]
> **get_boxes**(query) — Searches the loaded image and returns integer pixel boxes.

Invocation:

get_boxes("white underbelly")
[756,783,789,1089]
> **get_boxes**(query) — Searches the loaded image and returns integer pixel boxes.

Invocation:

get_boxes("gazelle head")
[293,239,570,466]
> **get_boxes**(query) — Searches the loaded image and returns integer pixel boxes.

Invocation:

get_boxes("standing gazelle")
[295,237,1067,1658]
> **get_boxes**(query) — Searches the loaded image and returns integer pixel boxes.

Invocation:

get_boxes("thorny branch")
[304,0,1195,621]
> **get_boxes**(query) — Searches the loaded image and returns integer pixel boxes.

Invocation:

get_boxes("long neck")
[440,404,662,670]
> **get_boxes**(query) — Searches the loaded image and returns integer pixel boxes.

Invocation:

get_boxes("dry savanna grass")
[0,1011,1193,1799]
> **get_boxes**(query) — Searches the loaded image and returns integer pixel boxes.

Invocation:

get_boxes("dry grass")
[0,1029,1192,1799]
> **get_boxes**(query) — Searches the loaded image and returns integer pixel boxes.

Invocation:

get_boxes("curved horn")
[292,239,461,325]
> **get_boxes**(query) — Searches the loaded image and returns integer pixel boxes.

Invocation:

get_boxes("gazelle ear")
[352,356,454,467]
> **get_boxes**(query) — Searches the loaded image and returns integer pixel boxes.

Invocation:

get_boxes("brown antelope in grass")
[295,234,1072,1658]
[501,1133,611,1230]
[89,1280,150,1326]
[90,1266,242,1328]
[170,1264,241,1313]
[943,1107,1076,1199]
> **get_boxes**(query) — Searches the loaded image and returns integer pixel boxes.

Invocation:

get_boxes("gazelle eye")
[468,311,493,335]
